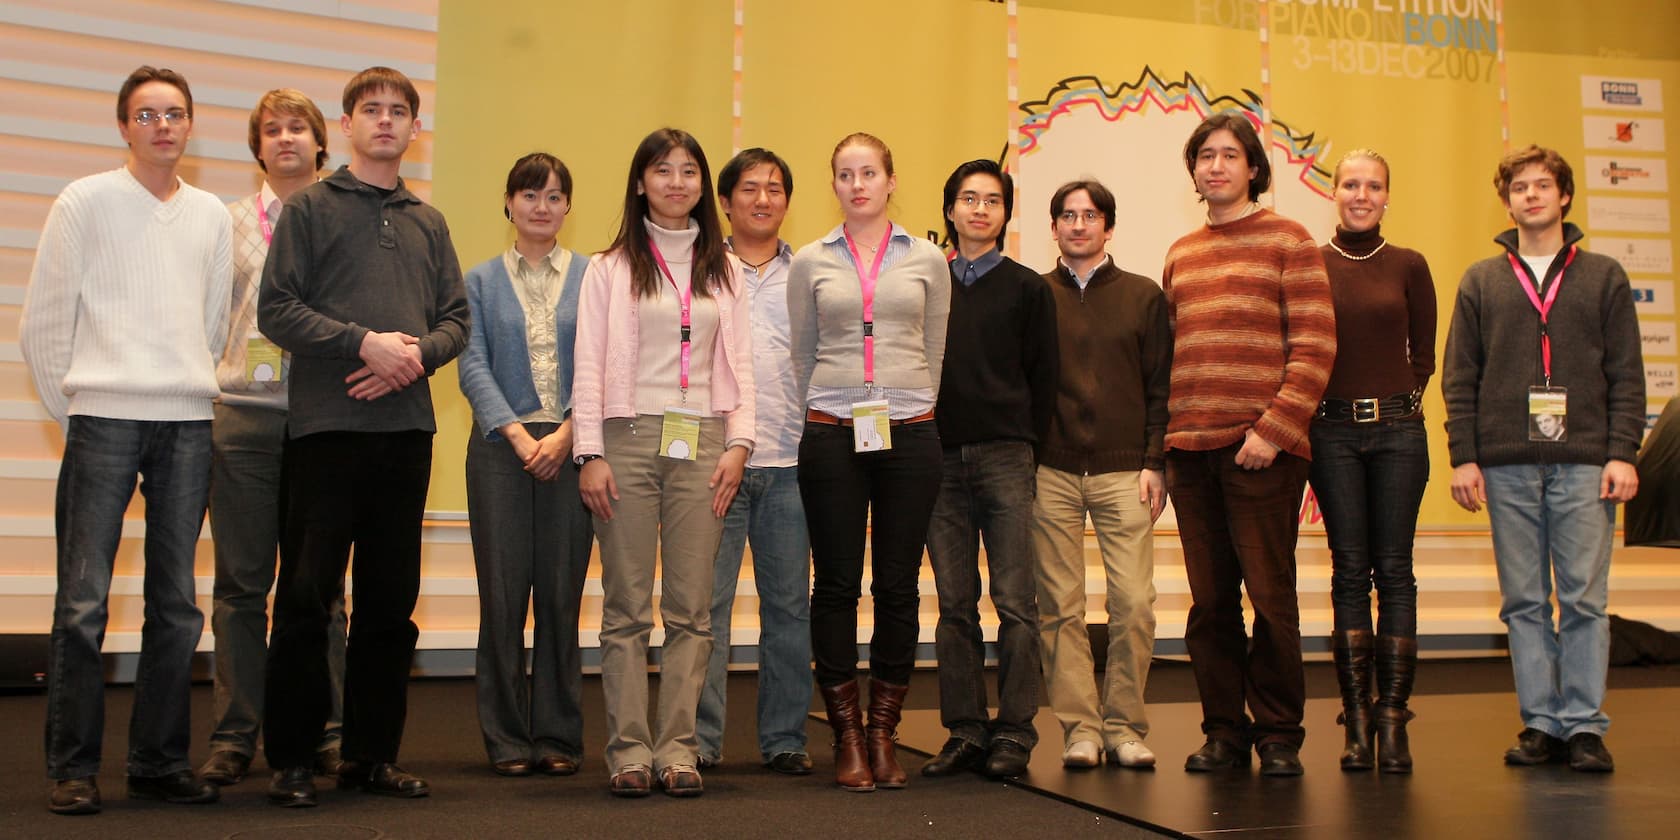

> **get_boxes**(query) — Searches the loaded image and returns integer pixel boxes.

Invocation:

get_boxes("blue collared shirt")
[807,222,937,419]
[727,238,801,468]
[951,247,1004,286]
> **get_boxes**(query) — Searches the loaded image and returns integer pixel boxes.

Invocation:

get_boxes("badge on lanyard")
[245,334,284,384]
[1508,247,1575,443]
[851,399,892,452]
[661,406,702,460]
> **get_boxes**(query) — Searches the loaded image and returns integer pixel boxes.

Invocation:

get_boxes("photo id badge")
[1528,386,1568,442]
[660,406,702,460]
[851,399,892,452]
[245,335,284,384]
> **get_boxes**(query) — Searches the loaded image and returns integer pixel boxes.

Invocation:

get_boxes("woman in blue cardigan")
[458,152,592,778]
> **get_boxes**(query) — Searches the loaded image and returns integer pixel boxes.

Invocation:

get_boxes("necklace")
[739,253,777,272]
[1328,238,1388,261]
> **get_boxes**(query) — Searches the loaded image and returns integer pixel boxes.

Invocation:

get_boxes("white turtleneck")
[635,217,719,413]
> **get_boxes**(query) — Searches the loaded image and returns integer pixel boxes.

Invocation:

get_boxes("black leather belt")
[1315,391,1421,423]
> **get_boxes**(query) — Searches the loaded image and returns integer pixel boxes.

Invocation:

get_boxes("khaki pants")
[1031,465,1157,749]
[595,415,726,773]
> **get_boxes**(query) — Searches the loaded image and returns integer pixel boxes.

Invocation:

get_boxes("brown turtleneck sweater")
[1319,224,1437,401]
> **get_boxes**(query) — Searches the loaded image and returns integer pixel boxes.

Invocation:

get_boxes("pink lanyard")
[842,225,892,388]
[255,196,274,245]
[648,240,693,398]
[1506,245,1576,385]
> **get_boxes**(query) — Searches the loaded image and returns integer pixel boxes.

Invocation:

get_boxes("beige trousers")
[595,415,726,773]
[1031,465,1158,748]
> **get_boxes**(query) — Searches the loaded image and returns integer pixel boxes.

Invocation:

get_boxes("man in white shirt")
[696,149,813,775]
[22,65,232,815]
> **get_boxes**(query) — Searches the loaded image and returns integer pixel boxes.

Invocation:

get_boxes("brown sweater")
[1037,259,1172,473]
[1161,209,1336,458]
[1320,225,1436,400]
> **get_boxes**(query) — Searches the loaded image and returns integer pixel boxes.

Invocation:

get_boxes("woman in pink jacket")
[572,128,755,799]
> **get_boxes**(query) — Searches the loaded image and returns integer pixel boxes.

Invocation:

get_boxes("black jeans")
[1308,417,1429,636]
[926,440,1041,748]
[800,421,942,687]
[264,430,432,769]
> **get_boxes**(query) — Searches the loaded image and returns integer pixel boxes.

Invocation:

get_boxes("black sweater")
[935,256,1059,448]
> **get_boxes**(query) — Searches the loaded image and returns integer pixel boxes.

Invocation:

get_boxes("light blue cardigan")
[457,250,587,439]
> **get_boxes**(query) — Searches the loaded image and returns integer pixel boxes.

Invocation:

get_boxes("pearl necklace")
[1328,238,1387,261]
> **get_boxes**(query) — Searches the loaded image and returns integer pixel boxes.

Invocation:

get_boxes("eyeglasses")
[957,193,1003,209]
[132,109,190,127]
[1057,210,1104,225]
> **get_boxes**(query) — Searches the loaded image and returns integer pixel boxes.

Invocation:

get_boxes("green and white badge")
[851,399,892,453]
[661,406,702,460]
[1528,386,1567,442]
[245,335,284,384]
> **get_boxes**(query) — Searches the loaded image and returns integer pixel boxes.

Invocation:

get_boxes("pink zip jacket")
[571,247,755,458]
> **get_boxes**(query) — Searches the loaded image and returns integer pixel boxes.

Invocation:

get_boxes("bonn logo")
[1601,81,1642,106]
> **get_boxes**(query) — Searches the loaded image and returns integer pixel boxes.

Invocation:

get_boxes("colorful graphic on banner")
[1635,280,1675,315]
[1581,75,1665,111]
[1582,115,1666,152]
[1014,66,1336,276]
[1586,156,1669,192]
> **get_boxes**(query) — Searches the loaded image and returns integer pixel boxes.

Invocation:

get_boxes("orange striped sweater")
[1161,208,1336,458]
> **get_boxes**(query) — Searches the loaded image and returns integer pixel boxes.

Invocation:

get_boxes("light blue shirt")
[729,238,802,467]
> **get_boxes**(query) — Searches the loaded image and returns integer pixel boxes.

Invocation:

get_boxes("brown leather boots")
[819,677,910,791]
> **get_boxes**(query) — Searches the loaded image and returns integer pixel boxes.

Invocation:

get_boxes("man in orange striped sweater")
[1161,113,1336,777]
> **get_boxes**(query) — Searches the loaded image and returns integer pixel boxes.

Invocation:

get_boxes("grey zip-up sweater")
[258,166,470,437]
[1443,223,1644,468]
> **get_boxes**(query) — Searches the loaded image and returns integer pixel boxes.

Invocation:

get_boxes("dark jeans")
[45,417,211,780]
[466,422,593,764]
[800,420,942,687]
[207,403,346,757]
[926,440,1041,749]
[1308,418,1429,636]
[1167,444,1309,749]
[264,430,432,769]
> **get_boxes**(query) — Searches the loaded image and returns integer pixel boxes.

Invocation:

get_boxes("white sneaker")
[1109,740,1157,768]
[1062,740,1101,768]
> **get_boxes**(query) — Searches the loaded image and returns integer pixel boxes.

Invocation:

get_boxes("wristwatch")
[575,454,603,466]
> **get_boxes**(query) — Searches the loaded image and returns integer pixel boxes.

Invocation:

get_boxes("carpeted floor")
[0,672,1172,840]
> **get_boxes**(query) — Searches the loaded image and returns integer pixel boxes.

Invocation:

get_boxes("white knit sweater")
[21,167,233,427]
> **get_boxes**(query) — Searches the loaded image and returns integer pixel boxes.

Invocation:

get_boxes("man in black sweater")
[1444,145,1643,773]
[922,159,1058,779]
[1032,180,1171,771]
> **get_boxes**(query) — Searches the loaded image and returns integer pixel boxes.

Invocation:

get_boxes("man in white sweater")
[21,65,232,816]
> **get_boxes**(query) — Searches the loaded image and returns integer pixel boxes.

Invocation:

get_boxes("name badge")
[851,399,892,452]
[246,335,284,384]
[661,406,702,460]
[1528,386,1568,442]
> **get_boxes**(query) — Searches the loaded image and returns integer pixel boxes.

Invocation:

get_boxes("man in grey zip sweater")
[1444,145,1643,774]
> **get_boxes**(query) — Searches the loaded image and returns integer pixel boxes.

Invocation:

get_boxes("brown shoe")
[658,764,704,797]
[492,758,534,777]
[609,764,653,798]
[48,777,101,816]
[536,754,579,776]
[866,677,910,789]
[819,679,875,792]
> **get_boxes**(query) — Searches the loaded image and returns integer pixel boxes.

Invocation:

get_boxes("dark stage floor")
[894,661,1680,839]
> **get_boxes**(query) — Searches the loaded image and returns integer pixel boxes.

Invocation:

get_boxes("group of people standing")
[23,61,1644,819]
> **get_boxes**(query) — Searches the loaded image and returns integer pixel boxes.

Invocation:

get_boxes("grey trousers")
[594,415,725,774]
[466,422,594,764]
[206,402,344,756]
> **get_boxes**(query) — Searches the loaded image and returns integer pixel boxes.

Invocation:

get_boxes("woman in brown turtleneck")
[1308,149,1437,775]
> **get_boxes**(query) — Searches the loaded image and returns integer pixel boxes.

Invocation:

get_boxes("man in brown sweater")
[1161,113,1336,777]
[1032,180,1172,771]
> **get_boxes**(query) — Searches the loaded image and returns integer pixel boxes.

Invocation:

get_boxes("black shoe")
[1184,738,1250,772]
[1567,733,1614,773]
[48,776,100,816]
[920,737,986,777]
[1504,728,1566,766]
[267,767,317,808]
[1258,743,1304,777]
[199,750,251,786]
[314,746,344,777]
[766,751,814,775]
[536,754,580,776]
[127,770,219,804]
[338,762,430,798]
[984,741,1031,778]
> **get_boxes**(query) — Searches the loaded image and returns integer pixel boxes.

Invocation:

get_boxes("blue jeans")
[1483,463,1615,739]
[45,416,212,780]
[926,441,1041,749]
[1308,418,1429,636]
[697,466,813,762]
